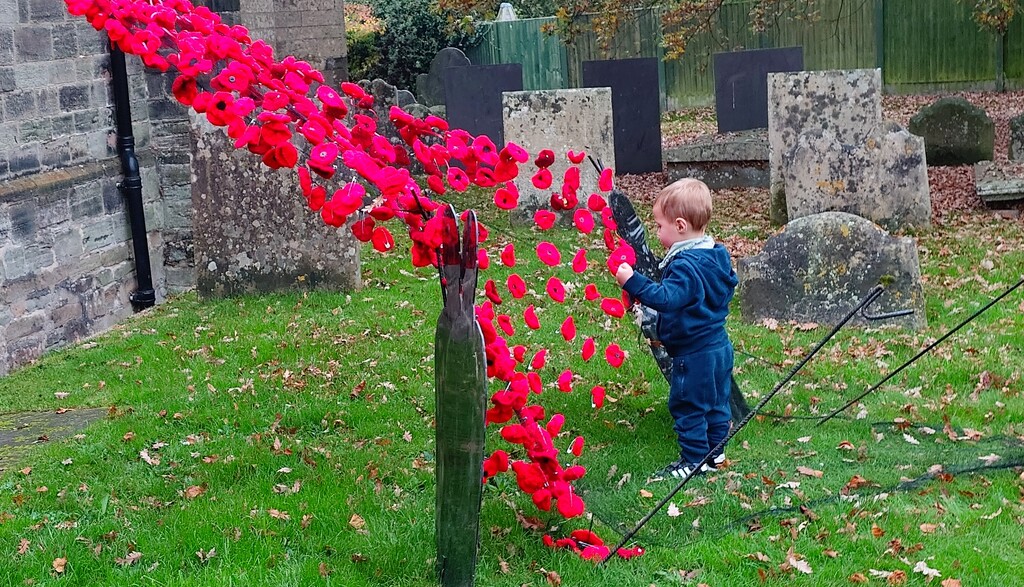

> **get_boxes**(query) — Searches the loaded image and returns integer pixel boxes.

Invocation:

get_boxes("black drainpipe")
[109,45,156,310]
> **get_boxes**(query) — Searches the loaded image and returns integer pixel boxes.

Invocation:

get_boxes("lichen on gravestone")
[908,97,994,166]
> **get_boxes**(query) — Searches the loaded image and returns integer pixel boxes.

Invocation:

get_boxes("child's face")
[653,204,686,249]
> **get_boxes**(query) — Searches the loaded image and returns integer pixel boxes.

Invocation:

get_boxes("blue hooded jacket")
[622,243,737,357]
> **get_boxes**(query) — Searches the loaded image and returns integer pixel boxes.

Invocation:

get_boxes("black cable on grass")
[600,285,889,564]
[818,276,1024,426]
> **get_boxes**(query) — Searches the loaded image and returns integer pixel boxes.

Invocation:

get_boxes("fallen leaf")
[402,431,413,442]
[350,553,369,563]
[888,569,907,585]
[747,551,770,562]
[349,513,366,530]
[545,569,562,586]
[940,579,962,587]
[268,509,290,521]
[115,551,143,566]
[52,557,67,573]
[837,440,855,450]
[796,436,812,443]
[919,523,939,534]
[18,467,31,475]
[277,467,292,474]
[639,489,653,498]
[871,523,885,538]
[913,560,941,581]
[981,507,1002,520]
[319,561,331,577]
[139,450,160,466]
[978,453,1001,465]
[122,431,135,442]
[797,466,823,478]
[183,485,205,500]
[903,433,920,445]
[788,554,813,574]
[823,548,839,558]
[301,513,313,530]
[17,538,30,555]
[61,458,73,466]
[667,503,681,517]
[849,572,869,583]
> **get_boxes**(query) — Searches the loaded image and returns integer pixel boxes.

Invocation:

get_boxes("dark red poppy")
[560,316,576,341]
[590,385,606,409]
[501,142,529,163]
[572,249,588,273]
[485,279,503,305]
[573,209,595,234]
[370,226,394,252]
[600,297,625,319]
[536,242,561,266]
[581,337,595,361]
[507,274,527,299]
[369,206,395,221]
[534,149,555,168]
[546,277,565,303]
[605,343,625,368]
[531,168,553,190]
[482,450,510,480]
[171,75,198,105]
[307,185,326,212]
[351,216,375,242]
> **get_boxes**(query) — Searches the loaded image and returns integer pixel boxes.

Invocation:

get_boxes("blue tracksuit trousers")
[669,341,733,465]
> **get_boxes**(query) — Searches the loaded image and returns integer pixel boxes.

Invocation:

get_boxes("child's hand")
[615,263,634,286]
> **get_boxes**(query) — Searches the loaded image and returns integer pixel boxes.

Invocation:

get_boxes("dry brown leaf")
[940,579,962,587]
[888,570,907,585]
[18,467,31,475]
[849,572,868,583]
[545,569,562,586]
[115,551,143,566]
[52,557,67,573]
[836,440,855,450]
[17,538,30,555]
[796,466,823,478]
[139,450,160,466]
[920,523,939,534]
[183,485,205,500]
[499,559,511,574]
[301,513,314,530]
[823,549,839,558]
[747,551,770,562]
[871,523,885,538]
[122,431,135,442]
[319,561,331,577]
[639,489,653,498]
[349,513,366,530]
[268,509,290,521]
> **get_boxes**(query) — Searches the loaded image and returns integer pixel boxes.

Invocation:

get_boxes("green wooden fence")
[465,0,1024,108]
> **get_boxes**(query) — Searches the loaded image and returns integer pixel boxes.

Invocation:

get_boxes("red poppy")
[532,488,553,511]
[497,314,514,336]
[512,344,527,363]
[493,159,519,182]
[616,546,645,560]
[581,545,610,561]
[501,142,529,163]
[546,413,564,436]
[307,185,326,212]
[500,244,516,267]
[369,206,395,221]
[501,425,529,445]
[534,209,556,230]
[600,297,625,318]
[485,280,502,305]
[262,142,298,169]
[447,166,470,192]
[573,209,595,234]
[531,168,553,190]
[562,465,586,482]
[482,450,510,480]
[329,183,364,216]
[427,174,446,195]
[351,216,375,242]
[605,343,625,368]
[603,228,618,251]
[511,461,546,494]
[581,337,595,361]
[572,249,588,273]
[556,488,585,518]
[536,242,561,266]
[473,167,497,187]
[567,149,586,164]
[601,206,617,230]
[524,305,541,330]
[590,385,606,409]
[599,167,614,192]
[507,274,527,299]
[606,243,637,275]
[527,371,542,394]
[472,135,499,166]
[477,248,490,269]
[262,90,290,111]
[171,75,198,105]
[308,142,338,178]
[370,226,394,252]
[584,284,600,301]
[546,277,565,303]
[534,149,555,168]
[563,165,580,192]
[340,81,366,100]
[410,241,437,268]
[568,435,585,457]
[530,348,547,370]
[493,187,518,210]
[557,369,573,392]
[560,316,576,341]
[587,193,607,212]
[299,118,328,145]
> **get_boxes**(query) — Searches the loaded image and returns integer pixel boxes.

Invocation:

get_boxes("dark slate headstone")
[581,57,662,174]
[444,64,523,146]
[908,97,994,166]
[415,47,470,107]
[714,47,803,133]
[1009,113,1024,161]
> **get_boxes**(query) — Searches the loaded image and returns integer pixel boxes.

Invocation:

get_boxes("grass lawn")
[1,171,1023,585]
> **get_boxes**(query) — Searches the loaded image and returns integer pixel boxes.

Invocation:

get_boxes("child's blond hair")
[654,178,713,232]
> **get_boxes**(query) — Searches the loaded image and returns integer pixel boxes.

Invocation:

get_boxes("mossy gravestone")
[1010,114,1024,161]
[736,212,926,330]
[908,97,994,166]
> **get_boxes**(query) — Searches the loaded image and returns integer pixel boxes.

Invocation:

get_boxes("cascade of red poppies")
[67,0,642,559]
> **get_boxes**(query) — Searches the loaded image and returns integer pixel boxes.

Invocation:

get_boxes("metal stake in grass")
[817,276,1024,427]
[601,285,891,564]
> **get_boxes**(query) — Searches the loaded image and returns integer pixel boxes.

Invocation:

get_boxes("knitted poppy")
[527,371,542,394]
[507,274,527,299]
[563,165,580,191]
[605,343,625,368]
[562,465,586,482]
[501,142,529,163]
[567,149,586,164]
[587,193,607,212]
[524,305,541,330]
[599,167,615,192]
[581,337,595,361]
[532,488,553,511]
[530,348,547,370]
[307,142,338,178]
[557,369,573,392]
[351,216,375,242]
[616,546,645,560]
[512,344,527,363]
[501,425,529,445]
[600,297,625,318]
[536,242,561,266]
[568,435,585,457]
[370,226,394,252]
[477,248,490,269]
[262,142,298,169]
[560,316,576,342]
[571,249,588,273]
[531,168,553,190]
[601,206,617,230]
[447,167,470,192]
[590,385,605,409]
[482,450,510,480]
[497,314,514,336]
[573,209,595,234]
[485,280,502,305]
[556,488,585,518]
[298,166,313,198]
[584,283,600,300]
[581,545,610,561]
[471,135,499,166]
[369,206,395,221]
[298,117,328,145]
[546,276,565,303]
[500,243,516,267]
[329,183,364,216]
[306,185,326,212]
[426,174,446,195]
[546,414,564,436]
[606,243,636,275]
[534,149,555,168]
[171,75,198,105]
[493,187,518,210]
[533,209,556,231]
[511,461,546,494]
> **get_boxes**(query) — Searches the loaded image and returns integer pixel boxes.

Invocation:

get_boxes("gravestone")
[664,129,768,189]
[784,121,930,230]
[767,69,882,225]
[714,47,804,133]
[191,117,361,298]
[416,47,471,107]
[736,212,926,330]
[1009,113,1024,160]
[974,161,1024,206]
[502,88,615,214]
[396,89,416,107]
[445,64,524,146]
[581,57,662,174]
[908,97,994,166]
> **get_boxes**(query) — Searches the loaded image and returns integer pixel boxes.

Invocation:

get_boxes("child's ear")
[674,217,687,233]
